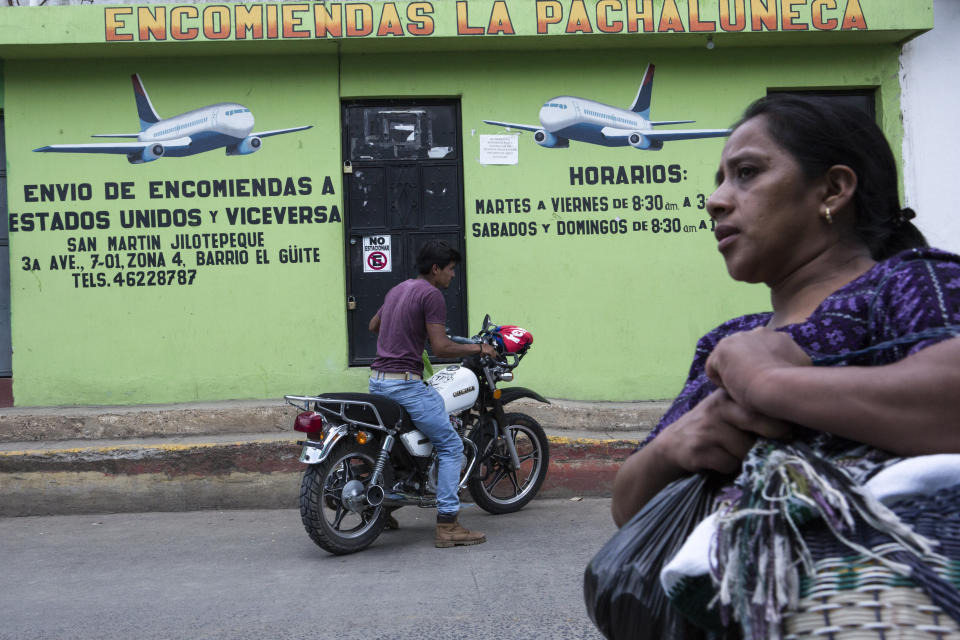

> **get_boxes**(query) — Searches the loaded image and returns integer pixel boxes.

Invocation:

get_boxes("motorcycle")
[284,315,550,555]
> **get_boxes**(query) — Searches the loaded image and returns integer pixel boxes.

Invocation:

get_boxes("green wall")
[6,55,346,405]
[342,45,903,401]
[3,41,904,406]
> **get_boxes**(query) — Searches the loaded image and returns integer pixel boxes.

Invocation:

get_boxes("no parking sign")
[362,235,392,273]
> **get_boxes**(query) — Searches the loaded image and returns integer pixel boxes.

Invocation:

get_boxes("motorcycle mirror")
[481,314,491,332]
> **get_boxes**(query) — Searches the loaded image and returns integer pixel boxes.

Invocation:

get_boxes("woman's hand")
[654,388,793,475]
[705,327,812,410]
[708,336,960,455]
[611,389,791,526]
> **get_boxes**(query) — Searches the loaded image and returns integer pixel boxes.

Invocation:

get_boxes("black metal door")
[342,101,466,365]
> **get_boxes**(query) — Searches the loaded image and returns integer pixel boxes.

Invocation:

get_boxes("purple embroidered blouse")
[644,248,960,446]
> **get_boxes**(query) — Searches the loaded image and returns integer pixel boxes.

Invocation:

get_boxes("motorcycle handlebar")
[447,316,525,371]
[447,333,506,372]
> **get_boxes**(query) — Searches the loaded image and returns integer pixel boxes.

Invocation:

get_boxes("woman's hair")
[735,94,926,260]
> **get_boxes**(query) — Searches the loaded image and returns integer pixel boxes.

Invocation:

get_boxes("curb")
[0,397,664,516]
[0,400,297,443]
[0,433,644,517]
[0,398,669,442]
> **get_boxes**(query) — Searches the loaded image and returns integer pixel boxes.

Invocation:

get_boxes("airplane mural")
[34,74,312,164]
[483,64,730,150]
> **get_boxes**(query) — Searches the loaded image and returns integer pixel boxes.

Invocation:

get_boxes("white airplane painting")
[34,74,312,164]
[483,64,729,150]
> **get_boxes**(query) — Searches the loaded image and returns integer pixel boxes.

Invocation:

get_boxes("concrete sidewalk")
[0,397,666,516]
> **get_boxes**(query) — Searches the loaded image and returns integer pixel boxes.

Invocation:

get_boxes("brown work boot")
[435,513,486,548]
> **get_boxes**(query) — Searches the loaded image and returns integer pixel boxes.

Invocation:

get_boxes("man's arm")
[369,312,381,334]
[708,331,960,455]
[426,323,497,359]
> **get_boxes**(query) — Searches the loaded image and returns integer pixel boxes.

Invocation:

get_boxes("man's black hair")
[416,240,462,275]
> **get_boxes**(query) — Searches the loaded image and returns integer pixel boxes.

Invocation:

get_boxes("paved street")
[0,498,615,640]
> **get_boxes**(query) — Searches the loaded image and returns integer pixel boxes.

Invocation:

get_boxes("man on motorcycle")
[368,239,498,548]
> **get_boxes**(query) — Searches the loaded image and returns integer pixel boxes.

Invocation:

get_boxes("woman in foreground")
[610,94,960,637]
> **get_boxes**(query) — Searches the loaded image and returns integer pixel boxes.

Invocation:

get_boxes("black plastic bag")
[584,473,722,640]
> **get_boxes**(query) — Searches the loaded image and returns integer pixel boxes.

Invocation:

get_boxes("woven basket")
[785,556,960,639]
[783,485,960,639]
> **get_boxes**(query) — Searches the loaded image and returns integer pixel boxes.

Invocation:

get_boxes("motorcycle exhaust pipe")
[365,484,384,507]
[458,437,480,489]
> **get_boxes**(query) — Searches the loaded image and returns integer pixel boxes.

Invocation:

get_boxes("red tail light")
[294,411,325,434]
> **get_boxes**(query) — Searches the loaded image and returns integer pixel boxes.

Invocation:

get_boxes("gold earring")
[823,207,833,224]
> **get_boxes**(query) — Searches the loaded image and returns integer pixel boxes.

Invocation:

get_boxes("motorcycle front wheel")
[299,441,386,555]
[467,412,550,514]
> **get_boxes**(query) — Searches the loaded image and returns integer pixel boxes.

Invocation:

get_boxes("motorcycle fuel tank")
[427,365,479,414]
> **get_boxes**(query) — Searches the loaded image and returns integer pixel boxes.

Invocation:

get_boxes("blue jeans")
[368,378,462,516]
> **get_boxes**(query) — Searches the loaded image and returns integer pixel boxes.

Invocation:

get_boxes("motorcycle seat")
[317,392,414,430]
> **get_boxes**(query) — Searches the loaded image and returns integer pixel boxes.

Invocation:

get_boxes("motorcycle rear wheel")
[299,441,386,555]
[467,412,550,514]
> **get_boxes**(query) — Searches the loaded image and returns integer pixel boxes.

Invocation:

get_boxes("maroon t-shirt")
[371,278,446,375]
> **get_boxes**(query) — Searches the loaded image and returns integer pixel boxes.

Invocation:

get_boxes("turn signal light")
[294,411,325,434]
[492,389,502,399]
[356,431,370,445]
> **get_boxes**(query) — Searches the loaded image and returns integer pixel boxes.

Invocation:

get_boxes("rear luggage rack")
[284,395,389,432]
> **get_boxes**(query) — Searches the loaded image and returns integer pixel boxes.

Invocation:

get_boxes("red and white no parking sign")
[362,235,392,273]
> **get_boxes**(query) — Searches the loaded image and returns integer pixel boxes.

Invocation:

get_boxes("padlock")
[347,296,357,310]
[343,161,353,174]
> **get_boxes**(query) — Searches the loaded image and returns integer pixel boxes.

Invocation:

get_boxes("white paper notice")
[362,235,392,273]
[479,135,519,165]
